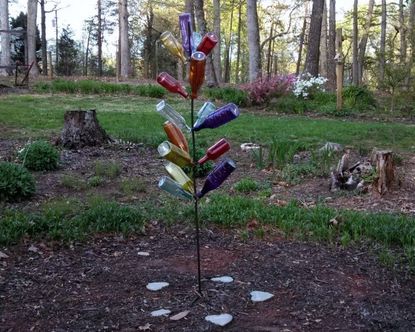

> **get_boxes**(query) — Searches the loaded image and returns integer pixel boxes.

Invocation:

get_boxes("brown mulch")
[1,139,415,331]
[1,226,415,331]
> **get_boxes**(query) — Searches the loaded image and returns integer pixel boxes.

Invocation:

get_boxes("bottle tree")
[155,12,239,293]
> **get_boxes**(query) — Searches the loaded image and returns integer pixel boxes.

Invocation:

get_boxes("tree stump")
[372,150,395,195]
[60,110,111,149]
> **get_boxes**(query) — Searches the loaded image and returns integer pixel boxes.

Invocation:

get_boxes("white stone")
[205,313,233,326]
[137,251,150,256]
[146,282,169,291]
[150,309,171,317]
[211,276,234,283]
[250,291,274,302]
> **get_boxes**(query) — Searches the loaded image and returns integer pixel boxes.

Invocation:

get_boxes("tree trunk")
[235,0,242,83]
[358,0,375,84]
[223,0,234,83]
[27,0,39,76]
[372,150,395,195]
[399,0,407,64]
[185,0,196,31]
[352,0,359,85]
[118,0,129,80]
[84,25,92,76]
[296,3,309,76]
[319,0,328,78]
[379,0,387,83]
[194,0,218,86]
[40,0,47,76]
[305,0,324,77]
[247,0,261,82]
[212,0,221,84]
[267,22,274,78]
[0,0,11,76]
[60,110,112,149]
[98,0,103,76]
[327,0,336,90]
[406,0,415,87]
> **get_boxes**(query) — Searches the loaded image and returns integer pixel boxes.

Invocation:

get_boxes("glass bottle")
[179,13,193,57]
[194,101,216,128]
[165,162,194,193]
[163,121,189,153]
[193,103,239,131]
[157,72,188,99]
[156,100,191,132]
[189,52,206,99]
[197,159,236,198]
[158,176,193,200]
[192,32,202,53]
[197,32,218,56]
[158,141,192,168]
[198,138,230,165]
[160,31,187,63]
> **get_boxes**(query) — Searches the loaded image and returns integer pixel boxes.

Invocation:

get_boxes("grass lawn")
[1,94,414,151]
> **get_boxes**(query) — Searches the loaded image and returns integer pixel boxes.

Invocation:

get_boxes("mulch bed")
[1,226,415,331]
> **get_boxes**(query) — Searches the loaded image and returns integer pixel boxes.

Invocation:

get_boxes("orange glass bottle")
[189,51,206,99]
[163,121,189,153]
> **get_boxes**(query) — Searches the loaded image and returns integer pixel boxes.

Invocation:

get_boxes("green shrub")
[269,94,306,114]
[0,162,35,201]
[343,85,377,111]
[204,87,249,106]
[234,178,260,193]
[88,176,104,187]
[19,140,59,171]
[183,148,214,178]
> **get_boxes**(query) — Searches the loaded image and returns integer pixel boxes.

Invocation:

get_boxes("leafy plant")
[204,87,249,106]
[183,148,214,178]
[0,162,35,201]
[88,176,104,187]
[61,174,86,190]
[19,140,59,171]
[293,73,328,99]
[343,85,377,111]
[242,74,296,105]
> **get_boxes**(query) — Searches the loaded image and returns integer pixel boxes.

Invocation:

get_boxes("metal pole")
[191,98,202,294]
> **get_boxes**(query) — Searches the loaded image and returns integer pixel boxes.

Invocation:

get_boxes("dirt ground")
[1,139,415,331]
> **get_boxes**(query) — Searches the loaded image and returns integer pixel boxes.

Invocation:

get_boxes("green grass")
[1,94,414,151]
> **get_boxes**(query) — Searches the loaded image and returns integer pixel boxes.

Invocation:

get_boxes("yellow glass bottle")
[160,31,187,63]
[165,162,194,193]
[163,121,189,153]
[157,141,192,168]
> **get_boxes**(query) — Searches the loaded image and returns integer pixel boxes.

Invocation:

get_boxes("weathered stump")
[60,110,111,149]
[372,150,395,195]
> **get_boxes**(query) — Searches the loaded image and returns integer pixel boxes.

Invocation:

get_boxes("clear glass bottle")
[156,100,191,132]
[158,176,193,200]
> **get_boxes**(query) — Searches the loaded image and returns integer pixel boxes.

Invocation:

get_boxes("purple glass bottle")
[192,103,239,131]
[179,13,193,57]
[197,159,236,198]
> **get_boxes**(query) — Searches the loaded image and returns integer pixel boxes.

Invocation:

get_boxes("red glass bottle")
[189,52,206,99]
[196,32,218,56]
[157,72,188,98]
[198,138,230,165]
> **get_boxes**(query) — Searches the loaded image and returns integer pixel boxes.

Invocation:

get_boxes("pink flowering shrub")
[242,74,296,105]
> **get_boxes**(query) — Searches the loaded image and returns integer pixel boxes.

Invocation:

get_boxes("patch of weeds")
[378,248,397,268]
[94,160,121,179]
[120,177,146,195]
[234,178,260,193]
[254,227,266,239]
[61,174,86,190]
[269,94,306,114]
[281,163,317,184]
[250,146,265,169]
[239,229,250,242]
[258,188,273,198]
[394,153,404,166]
[267,139,307,170]
[340,232,352,247]
[204,86,249,107]
[88,176,104,187]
